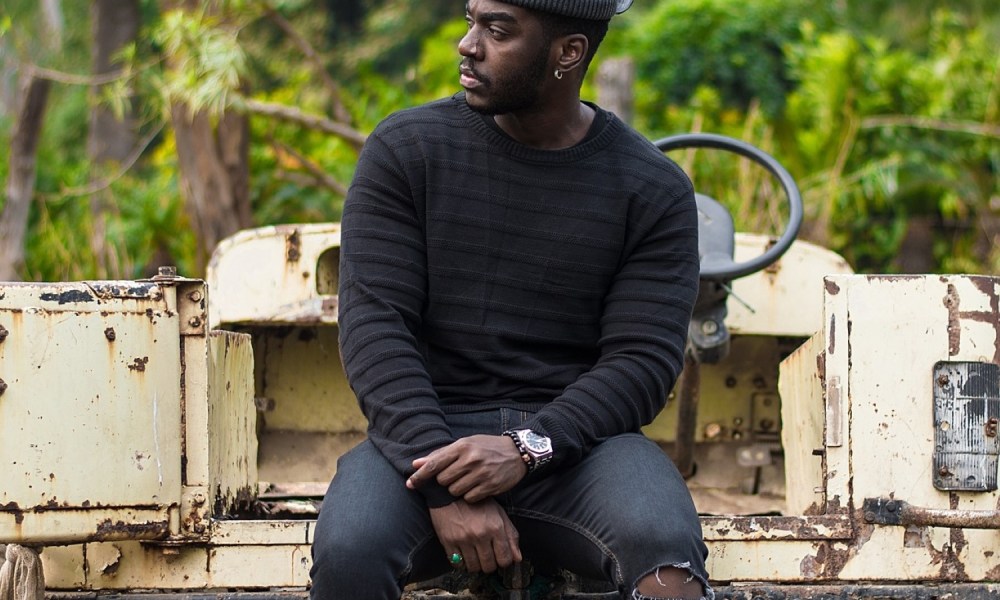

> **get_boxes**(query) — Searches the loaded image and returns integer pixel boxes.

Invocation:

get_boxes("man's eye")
[489,27,506,37]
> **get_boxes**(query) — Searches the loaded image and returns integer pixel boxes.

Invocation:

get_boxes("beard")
[462,48,551,115]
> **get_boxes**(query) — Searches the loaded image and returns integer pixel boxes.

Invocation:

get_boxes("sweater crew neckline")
[452,93,624,164]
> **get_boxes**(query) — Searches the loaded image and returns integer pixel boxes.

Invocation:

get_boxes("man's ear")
[555,33,589,74]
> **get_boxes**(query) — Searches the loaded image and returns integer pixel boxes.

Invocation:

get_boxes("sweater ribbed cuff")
[419,481,458,508]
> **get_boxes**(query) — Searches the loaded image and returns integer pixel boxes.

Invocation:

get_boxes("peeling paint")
[40,290,95,305]
[285,229,302,263]
[94,518,169,541]
[944,284,961,356]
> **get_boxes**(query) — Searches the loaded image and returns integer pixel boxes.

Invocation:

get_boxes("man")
[310,1,711,598]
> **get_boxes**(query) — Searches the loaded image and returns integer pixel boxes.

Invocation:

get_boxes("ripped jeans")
[310,407,713,600]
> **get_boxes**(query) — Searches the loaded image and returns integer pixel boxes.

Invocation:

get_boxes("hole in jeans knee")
[632,563,714,600]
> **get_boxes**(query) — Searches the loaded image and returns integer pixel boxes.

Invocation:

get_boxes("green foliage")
[3,0,998,281]
[620,0,832,128]
[154,9,249,118]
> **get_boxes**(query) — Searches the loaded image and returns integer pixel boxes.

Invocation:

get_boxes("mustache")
[459,60,489,85]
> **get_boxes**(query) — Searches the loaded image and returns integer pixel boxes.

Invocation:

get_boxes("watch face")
[521,430,551,454]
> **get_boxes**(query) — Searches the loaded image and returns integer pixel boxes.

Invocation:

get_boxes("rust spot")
[1,502,24,524]
[128,356,149,372]
[105,327,116,341]
[828,314,836,354]
[0,378,7,396]
[967,277,1000,364]
[824,279,840,295]
[944,284,961,356]
[95,519,169,541]
[40,289,95,304]
[286,229,302,263]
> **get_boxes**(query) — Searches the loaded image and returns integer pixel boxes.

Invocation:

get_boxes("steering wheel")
[654,133,804,282]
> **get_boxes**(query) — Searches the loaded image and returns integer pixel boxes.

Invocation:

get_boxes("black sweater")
[338,93,699,506]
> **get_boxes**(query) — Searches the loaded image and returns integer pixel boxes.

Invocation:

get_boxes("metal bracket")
[863,497,1000,529]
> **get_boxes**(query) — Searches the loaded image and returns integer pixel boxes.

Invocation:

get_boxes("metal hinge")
[863,497,1000,529]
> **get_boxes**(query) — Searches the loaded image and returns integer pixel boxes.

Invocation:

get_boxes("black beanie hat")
[496,0,633,20]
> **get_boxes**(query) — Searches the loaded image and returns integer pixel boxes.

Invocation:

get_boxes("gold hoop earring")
[554,69,563,80]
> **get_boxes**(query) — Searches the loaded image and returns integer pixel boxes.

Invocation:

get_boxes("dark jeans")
[309,408,712,600]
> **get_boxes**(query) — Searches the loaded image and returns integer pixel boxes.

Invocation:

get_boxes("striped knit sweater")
[338,93,699,506]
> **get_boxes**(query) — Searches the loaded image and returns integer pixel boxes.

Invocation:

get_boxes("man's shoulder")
[372,95,465,139]
[601,117,693,199]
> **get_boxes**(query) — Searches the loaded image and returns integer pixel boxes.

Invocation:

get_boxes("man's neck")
[493,100,596,150]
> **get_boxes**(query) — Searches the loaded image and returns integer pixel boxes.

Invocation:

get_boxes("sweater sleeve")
[522,180,700,472]
[338,132,457,507]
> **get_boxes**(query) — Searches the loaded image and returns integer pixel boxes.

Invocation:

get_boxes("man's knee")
[633,565,712,600]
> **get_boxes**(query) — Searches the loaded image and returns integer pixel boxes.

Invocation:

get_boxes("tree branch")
[861,115,1000,139]
[43,123,165,199]
[260,3,352,125]
[242,98,367,149]
[268,136,349,197]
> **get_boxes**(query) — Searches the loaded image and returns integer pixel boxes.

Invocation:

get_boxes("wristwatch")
[503,429,553,473]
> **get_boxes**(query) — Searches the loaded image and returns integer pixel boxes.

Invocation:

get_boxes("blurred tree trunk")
[0,74,52,281]
[165,0,253,273]
[88,0,141,278]
[171,104,252,270]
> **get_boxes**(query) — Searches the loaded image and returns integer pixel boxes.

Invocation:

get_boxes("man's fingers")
[474,538,498,574]
[406,459,440,489]
[502,512,522,563]
[460,544,482,573]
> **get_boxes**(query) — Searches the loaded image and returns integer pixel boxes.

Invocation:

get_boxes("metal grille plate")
[933,361,1000,491]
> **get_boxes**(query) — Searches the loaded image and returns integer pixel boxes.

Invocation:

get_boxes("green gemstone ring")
[449,553,463,565]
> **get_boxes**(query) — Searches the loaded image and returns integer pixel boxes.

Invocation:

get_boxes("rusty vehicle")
[1,134,998,599]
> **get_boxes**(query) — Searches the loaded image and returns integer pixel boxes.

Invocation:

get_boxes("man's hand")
[430,498,521,573]
[407,435,527,503]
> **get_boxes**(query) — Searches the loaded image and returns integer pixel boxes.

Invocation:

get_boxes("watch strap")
[503,429,536,472]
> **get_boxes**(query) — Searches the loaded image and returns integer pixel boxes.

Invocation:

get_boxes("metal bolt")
[886,501,898,513]
[154,266,178,280]
[188,316,202,328]
[700,320,719,335]
[864,512,877,523]
[937,374,950,387]
[105,327,116,341]
[986,418,998,438]
[938,466,951,477]
[187,290,203,303]
[0,378,6,396]
[0,325,8,343]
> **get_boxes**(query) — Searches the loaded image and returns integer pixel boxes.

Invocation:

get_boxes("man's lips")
[459,65,483,89]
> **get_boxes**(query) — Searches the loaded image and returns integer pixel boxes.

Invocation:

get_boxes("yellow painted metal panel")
[0,283,182,515]
[208,330,258,514]
[207,224,341,328]
[779,334,827,515]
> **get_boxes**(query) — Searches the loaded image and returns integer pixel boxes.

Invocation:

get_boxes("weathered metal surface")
[206,224,342,328]
[932,361,999,491]
[0,508,172,544]
[0,281,183,524]
[726,235,852,337]
[778,334,826,515]
[863,497,1000,529]
[645,335,788,445]
[205,330,257,517]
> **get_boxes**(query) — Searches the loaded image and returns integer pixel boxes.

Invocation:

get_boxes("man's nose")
[458,29,479,59]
